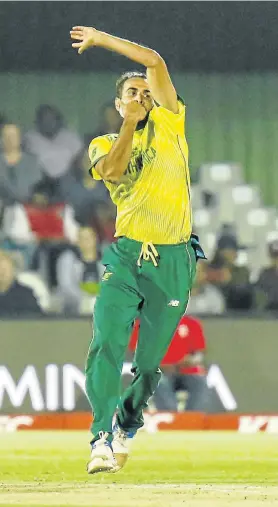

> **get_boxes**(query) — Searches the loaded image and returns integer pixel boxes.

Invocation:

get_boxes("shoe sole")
[87,457,116,475]
[113,452,128,470]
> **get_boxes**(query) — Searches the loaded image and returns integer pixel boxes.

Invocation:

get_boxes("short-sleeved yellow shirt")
[89,97,192,244]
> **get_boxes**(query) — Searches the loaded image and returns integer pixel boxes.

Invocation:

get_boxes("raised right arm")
[91,101,146,183]
[95,117,136,183]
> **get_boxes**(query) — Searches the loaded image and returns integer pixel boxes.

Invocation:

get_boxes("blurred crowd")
[0,103,121,316]
[0,104,278,317]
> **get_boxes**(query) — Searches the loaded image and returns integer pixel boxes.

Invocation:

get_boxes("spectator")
[2,179,78,279]
[208,235,253,310]
[24,179,78,242]
[187,261,225,315]
[0,250,42,316]
[0,123,43,205]
[56,226,100,314]
[89,101,122,138]
[129,316,210,411]
[59,138,110,231]
[25,105,83,180]
[255,239,278,311]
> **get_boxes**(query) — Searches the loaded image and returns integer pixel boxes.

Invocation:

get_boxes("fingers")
[70,33,83,40]
[70,30,83,36]
[70,26,88,54]
[72,42,85,54]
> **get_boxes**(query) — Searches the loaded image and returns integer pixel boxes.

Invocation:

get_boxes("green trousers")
[85,236,196,440]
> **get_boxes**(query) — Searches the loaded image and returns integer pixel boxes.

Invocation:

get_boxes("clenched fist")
[124,101,148,123]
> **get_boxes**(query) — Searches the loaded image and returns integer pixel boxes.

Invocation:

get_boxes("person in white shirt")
[25,104,83,179]
[56,226,101,314]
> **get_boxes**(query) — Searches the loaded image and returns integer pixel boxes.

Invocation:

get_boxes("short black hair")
[116,71,147,98]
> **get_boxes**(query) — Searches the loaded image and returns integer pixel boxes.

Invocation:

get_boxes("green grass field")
[0,431,278,507]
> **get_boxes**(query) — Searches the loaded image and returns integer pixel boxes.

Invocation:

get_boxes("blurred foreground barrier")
[1,413,278,433]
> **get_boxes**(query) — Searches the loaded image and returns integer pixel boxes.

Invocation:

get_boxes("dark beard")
[135,113,150,131]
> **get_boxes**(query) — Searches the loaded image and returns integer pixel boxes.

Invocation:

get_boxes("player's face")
[116,77,154,119]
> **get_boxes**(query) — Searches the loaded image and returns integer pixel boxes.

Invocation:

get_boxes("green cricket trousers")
[85,236,197,440]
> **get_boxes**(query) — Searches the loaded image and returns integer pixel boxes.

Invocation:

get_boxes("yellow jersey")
[89,97,192,244]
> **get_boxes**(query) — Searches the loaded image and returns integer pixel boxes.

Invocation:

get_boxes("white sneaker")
[112,424,136,470]
[87,431,119,475]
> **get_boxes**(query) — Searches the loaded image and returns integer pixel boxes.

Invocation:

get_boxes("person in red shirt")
[129,315,209,411]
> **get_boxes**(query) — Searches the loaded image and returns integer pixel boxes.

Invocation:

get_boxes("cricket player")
[70,25,205,474]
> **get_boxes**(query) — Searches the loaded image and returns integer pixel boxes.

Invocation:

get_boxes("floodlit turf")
[0,431,278,506]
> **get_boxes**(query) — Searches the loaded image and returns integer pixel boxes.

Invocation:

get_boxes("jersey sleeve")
[150,95,186,135]
[88,136,114,180]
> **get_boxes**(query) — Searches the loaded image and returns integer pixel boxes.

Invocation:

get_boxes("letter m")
[0,366,44,411]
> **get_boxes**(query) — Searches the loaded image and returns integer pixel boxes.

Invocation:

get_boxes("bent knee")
[134,366,161,377]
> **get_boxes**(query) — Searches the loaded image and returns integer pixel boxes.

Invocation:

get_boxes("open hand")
[70,26,101,54]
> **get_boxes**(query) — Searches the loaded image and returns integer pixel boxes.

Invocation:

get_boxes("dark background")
[1,1,277,72]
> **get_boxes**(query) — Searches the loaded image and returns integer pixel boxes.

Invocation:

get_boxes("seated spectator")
[187,261,225,315]
[59,137,111,234]
[2,179,78,281]
[0,250,42,316]
[89,101,122,139]
[129,316,210,412]
[207,235,253,310]
[25,105,83,180]
[255,239,278,311]
[56,226,100,314]
[0,123,43,205]
[25,179,78,243]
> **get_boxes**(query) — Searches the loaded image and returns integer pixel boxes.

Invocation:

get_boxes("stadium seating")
[198,162,243,193]
[193,163,278,278]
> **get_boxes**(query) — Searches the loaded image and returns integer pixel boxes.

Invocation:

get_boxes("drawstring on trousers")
[137,242,160,267]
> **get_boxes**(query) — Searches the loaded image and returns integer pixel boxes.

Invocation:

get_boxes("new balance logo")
[168,300,180,307]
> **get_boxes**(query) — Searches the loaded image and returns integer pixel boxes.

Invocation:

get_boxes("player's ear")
[115,98,121,114]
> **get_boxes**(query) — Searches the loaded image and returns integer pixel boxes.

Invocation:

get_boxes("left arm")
[70,26,178,113]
